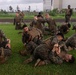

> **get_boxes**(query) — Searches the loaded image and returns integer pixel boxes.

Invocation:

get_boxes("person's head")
[45,13,50,19]
[18,10,20,13]
[16,12,19,17]
[34,15,38,20]
[68,5,71,9]
[57,33,64,41]
[22,24,28,32]
[39,12,42,15]
[65,54,75,63]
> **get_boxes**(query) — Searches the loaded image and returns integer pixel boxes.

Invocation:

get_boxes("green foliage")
[0,11,76,19]
[0,24,76,75]
[49,9,58,16]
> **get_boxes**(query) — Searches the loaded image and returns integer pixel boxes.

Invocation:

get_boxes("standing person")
[13,12,22,30]
[19,11,25,23]
[37,12,43,18]
[65,5,73,23]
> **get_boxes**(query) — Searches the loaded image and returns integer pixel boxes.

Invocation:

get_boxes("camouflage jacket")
[0,30,7,43]
[49,51,63,64]
[66,8,73,16]
[45,18,57,30]
[65,33,76,49]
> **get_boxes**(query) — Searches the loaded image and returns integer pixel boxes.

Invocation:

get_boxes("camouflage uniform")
[58,24,69,34]
[65,33,76,49]
[20,27,43,56]
[65,8,72,23]
[72,25,76,32]
[45,18,58,35]
[30,19,37,28]
[33,38,68,65]
[22,27,43,45]
[24,36,67,65]
[30,18,45,34]
[14,15,22,30]
[19,12,24,23]
[0,30,11,63]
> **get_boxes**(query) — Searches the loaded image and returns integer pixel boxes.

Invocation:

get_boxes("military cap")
[22,24,27,29]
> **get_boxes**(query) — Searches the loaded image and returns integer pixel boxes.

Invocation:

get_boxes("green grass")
[0,24,76,75]
[0,12,76,19]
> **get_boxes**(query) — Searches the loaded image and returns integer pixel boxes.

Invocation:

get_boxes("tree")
[9,6,13,12]
[28,6,31,12]
[17,5,20,11]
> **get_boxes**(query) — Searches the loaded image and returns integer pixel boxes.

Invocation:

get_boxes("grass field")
[0,12,76,19]
[0,24,76,75]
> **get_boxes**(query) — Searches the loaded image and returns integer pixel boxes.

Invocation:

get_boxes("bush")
[49,8,59,16]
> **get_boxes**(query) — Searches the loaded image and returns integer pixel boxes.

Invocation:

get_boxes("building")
[43,0,76,11]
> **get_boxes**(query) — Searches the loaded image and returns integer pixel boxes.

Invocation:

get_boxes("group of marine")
[0,5,76,67]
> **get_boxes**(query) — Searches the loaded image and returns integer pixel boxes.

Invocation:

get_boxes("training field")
[0,24,76,75]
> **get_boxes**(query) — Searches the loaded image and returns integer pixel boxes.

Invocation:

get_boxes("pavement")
[0,19,76,24]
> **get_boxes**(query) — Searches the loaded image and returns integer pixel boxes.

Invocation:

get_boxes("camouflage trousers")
[0,41,7,48]
[65,15,71,23]
[0,47,11,56]
[44,27,57,35]
[15,23,22,30]
[0,47,11,64]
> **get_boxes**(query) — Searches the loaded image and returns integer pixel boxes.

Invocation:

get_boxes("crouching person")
[19,24,43,56]
[23,43,75,67]
[0,30,11,64]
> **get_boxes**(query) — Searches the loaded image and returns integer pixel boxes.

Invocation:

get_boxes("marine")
[44,13,58,35]
[65,5,73,23]
[19,24,43,56]
[0,30,11,64]
[23,33,70,66]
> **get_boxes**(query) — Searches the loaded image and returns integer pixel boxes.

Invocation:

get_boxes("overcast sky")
[0,0,43,11]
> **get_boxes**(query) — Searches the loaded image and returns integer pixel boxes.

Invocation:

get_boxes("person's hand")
[56,47,61,55]
[6,43,11,48]
[7,39,11,43]
[24,43,26,47]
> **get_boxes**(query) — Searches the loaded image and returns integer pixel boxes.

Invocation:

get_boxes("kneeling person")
[0,30,11,64]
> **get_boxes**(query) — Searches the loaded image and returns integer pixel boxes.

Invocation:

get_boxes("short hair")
[68,5,70,7]
[69,56,75,63]
[38,12,42,15]
[57,32,64,39]
[22,24,27,29]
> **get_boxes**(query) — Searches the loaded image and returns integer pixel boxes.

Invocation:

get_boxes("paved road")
[0,19,76,23]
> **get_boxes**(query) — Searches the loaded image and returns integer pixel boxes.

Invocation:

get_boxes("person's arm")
[22,33,30,46]
[22,33,27,46]
[5,39,11,48]
[70,9,73,16]
[1,30,11,48]
[49,51,63,64]
[1,30,7,42]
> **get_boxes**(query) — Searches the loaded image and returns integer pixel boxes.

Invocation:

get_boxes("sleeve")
[51,37,58,44]
[22,33,30,44]
[22,34,26,44]
[1,30,7,42]
[70,9,73,16]
[49,52,63,64]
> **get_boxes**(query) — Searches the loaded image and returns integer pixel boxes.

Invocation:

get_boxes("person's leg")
[23,56,34,64]
[34,59,51,67]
